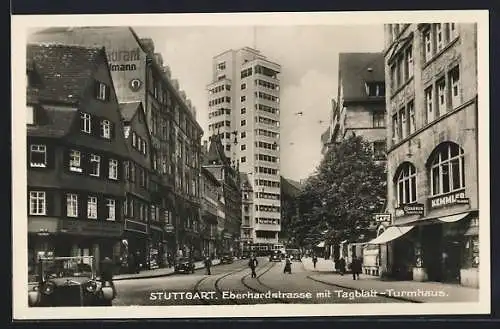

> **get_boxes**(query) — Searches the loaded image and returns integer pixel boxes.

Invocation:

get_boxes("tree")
[292,134,386,246]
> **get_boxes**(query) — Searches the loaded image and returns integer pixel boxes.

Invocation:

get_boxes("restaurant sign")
[395,203,425,217]
[430,191,469,209]
[107,48,141,72]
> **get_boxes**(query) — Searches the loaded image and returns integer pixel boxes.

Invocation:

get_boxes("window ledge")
[387,96,477,154]
[422,37,460,70]
[390,76,414,101]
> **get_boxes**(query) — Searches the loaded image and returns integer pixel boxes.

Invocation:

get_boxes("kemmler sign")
[430,191,470,209]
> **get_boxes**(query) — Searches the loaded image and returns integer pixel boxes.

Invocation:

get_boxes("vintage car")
[220,254,234,264]
[28,256,115,307]
[287,249,302,262]
[269,251,283,262]
[174,257,195,274]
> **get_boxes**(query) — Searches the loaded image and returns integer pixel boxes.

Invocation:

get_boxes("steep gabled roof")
[27,42,104,104]
[338,52,385,101]
[205,134,230,166]
[27,105,78,138]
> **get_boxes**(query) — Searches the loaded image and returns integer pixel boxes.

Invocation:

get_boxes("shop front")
[149,225,164,269]
[122,219,149,271]
[28,217,123,273]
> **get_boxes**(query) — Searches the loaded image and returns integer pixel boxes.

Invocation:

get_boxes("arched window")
[429,142,465,196]
[395,162,417,206]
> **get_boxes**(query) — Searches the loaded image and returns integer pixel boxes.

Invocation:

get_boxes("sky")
[131,26,385,181]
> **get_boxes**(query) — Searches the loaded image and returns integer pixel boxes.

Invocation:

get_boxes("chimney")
[140,38,155,54]
[154,53,163,66]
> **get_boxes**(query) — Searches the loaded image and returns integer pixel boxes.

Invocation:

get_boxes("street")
[113,257,407,306]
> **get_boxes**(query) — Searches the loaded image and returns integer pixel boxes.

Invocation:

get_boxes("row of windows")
[390,45,413,91]
[365,82,386,97]
[255,65,279,79]
[257,104,279,115]
[256,141,278,150]
[256,218,280,225]
[123,195,165,223]
[254,179,280,188]
[79,112,114,139]
[255,166,278,175]
[256,153,279,163]
[208,121,230,130]
[68,150,119,180]
[255,79,279,91]
[208,108,230,119]
[216,62,226,71]
[208,84,231,94]
[423,23,459,63]
[241,68,253,79]
[256,116,280,127]
[255,205,280,212]
[256,192,280,200]
[256,92,279,103]
[392,65,461,144]
[29,191,117,221]
[257,129,279,138]
[373,112,386,128]
[209,96,231,107]
[131,131,148,156]
[394,142,465,206]
[124,161,149,188]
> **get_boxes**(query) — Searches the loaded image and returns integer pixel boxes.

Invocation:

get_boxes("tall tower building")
[207,47,282,247]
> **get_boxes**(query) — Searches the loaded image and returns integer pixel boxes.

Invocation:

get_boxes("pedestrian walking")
[339,257,346,276]
[204,256,212,275]
[284,257,292,274]
[100,256,117,298]
[312,255,318,269]
[249,254,258,278]
[351,257,362,280]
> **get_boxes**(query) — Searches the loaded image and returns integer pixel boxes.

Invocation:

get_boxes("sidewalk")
[302,257,479,303]
[113,259,221,281]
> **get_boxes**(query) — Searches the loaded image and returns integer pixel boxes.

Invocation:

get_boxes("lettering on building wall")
[373,213,392,223]
[430,191,469,209]
[107,48,141,72]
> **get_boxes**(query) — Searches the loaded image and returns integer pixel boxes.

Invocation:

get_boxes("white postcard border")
[11,10,490,319]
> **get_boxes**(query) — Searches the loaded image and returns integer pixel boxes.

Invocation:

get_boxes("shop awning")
[367,226,414,245]
[316,241,325,248]
[438,212,470,223]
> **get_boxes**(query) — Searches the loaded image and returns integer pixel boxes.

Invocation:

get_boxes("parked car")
[174,257,195,274]
[220,254,234,264]
[28,256,115,307]
[269,251,282,262]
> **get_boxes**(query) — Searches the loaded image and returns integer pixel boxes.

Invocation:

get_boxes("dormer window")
[101,120,111,139]
[366,82,385,97]
[95,81,110,101]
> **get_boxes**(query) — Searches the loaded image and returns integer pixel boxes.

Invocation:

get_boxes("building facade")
[202,135,242,256]
[27,43,129,273]
[239,173,254,252]
[379,23,478,287]
[327,52,387,161]
[207,47,282,247]
[200,166,223,257]
[31,27,204,263]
